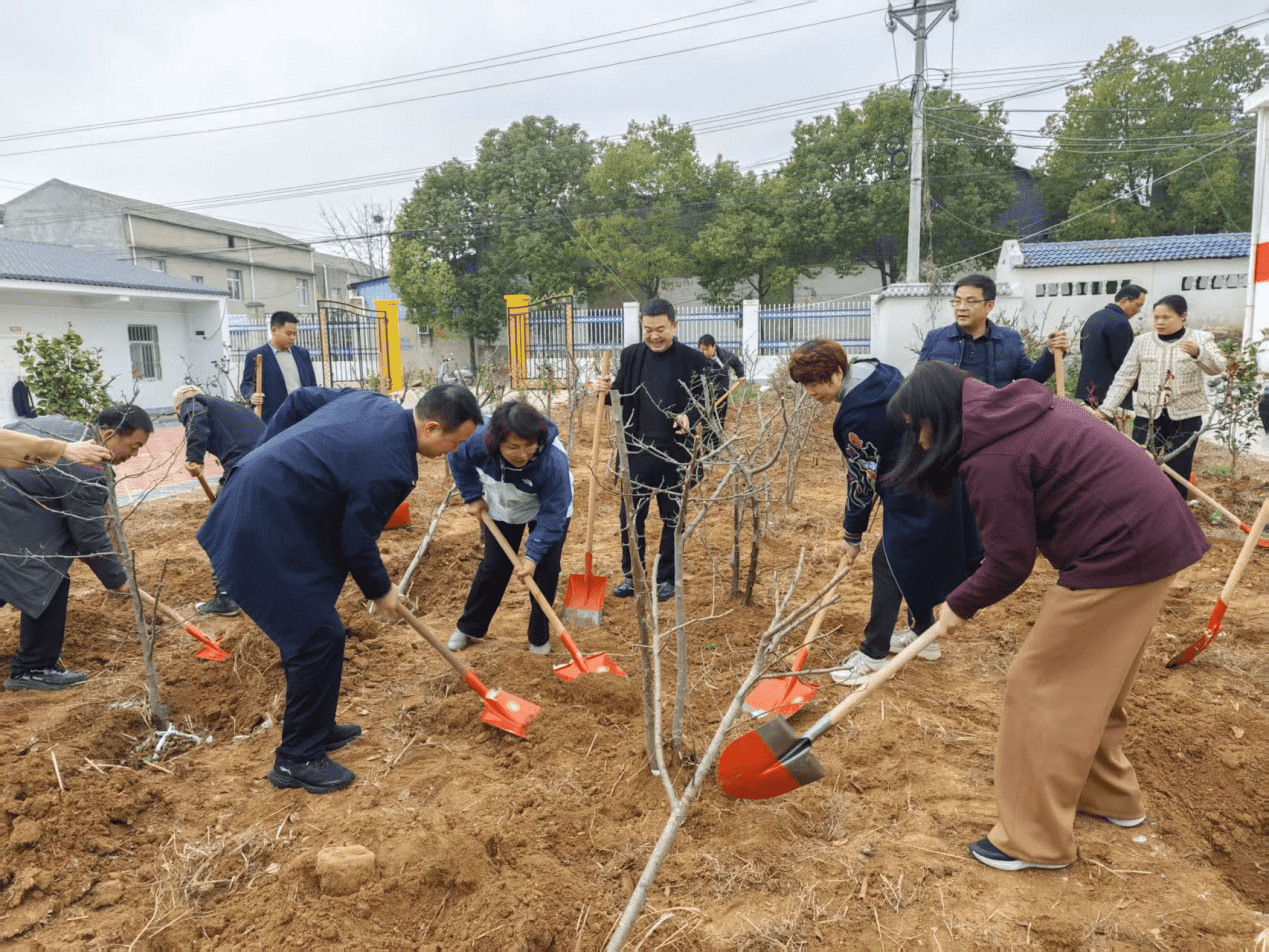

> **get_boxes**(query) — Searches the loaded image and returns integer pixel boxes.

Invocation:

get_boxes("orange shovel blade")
[552,630,626,683]
[718,718,825,800]
[185,622,231,661]
[464,671,540,738]
[562,554,607,627]
[1167,598,1227,668]
[742,675,819,719]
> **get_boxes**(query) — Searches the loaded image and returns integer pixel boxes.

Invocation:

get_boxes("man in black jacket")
[174,385,266,615]
[1075,284,1147,408]
[697,334,746,455]
[598,299,712,601]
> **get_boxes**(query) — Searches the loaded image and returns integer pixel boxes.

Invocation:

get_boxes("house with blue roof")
[994,233,1251,334]
[0,237,228,421]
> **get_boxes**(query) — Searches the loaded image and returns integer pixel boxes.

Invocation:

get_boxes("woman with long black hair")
[886,361,1209,871]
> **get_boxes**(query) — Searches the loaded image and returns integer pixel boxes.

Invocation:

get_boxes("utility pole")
[887,0,958,283]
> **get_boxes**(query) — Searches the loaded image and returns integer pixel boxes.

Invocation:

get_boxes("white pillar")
[741,299,760,356]
[1243,86,1269,360]
[623,301,640,346]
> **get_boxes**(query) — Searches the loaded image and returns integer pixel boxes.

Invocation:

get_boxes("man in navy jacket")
[1075,284,1146,408]
[240,311,317,422]
[173,385,265,616]
[198,384,481,794]
[918,275,1067,388]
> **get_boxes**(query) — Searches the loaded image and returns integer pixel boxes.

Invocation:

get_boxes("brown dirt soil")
[1,399,1266,950]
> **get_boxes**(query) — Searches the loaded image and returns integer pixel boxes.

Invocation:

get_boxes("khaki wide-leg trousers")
[988,574,1173,866]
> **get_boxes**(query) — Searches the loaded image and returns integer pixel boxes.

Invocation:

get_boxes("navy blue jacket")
[833,360,979,615]
[448,419,573,564]
[198,388,418,646]
[177,394,265,479]
[239,343,317,422]
[1076,303,1135,409]
[918,320,1055,388]
[702,346,745,398]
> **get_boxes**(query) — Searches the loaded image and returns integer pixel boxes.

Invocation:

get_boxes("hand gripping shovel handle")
[1168,491,1269,667]
[583,351,611,560]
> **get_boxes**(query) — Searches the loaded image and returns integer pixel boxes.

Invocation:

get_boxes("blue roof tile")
[0,237,227,295]
[1020,233,1250,268]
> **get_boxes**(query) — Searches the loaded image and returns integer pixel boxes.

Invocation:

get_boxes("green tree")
[783,87,1016,286]
[572,117,721,301]
[691,171,812,307]
[1037,31,1268,240]
[14,326,111,421]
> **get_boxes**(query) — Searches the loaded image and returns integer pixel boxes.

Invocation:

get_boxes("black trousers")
[456,517,569,648]
[5,575,72,677]
[1132,411,1201,501]
[859,545,934,660]
[619,451,687,586]
[272,611,347,762]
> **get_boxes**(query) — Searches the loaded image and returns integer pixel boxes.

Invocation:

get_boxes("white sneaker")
[831,650,887,686]
[528,641,551,655]
[888,628,942,661]
[447,629,471,651]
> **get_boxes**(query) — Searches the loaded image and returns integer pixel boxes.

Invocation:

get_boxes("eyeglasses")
[951,297,986,308]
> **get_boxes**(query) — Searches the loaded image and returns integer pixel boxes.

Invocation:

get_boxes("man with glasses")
[918,274,1067,388]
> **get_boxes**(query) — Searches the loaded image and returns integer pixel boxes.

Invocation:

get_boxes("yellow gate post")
[374,300,403,392]
[505,293,530,389]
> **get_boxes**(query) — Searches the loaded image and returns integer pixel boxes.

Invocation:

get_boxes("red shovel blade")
[561,554,607,628]
[717,717,826,800]
[552,630,626,683]
[1167,598,1227,668]
[464,671,540,738]
[184,622,231,662]
[743,645,818,717]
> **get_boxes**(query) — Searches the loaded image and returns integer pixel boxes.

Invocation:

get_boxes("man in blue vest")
[240,311,317,422]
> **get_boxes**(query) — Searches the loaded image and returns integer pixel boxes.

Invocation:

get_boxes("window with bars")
[128,325,161,381]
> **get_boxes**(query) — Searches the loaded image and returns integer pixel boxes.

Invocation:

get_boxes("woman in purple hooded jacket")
[886,361,1209,872]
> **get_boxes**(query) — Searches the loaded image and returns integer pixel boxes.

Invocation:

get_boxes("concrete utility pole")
[886,0,958,283]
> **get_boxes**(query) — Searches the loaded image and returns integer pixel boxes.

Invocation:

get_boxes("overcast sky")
[3,0,1267,248]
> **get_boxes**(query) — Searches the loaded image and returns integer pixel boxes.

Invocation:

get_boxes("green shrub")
[14,326,111,422]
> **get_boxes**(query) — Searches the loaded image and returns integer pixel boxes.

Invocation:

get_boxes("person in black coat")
[597,299,712,602]
[1075,284,1147,408]
[173,385,266,616]
[1,406,153,692]
[239,310,318,422]
[696,333,746,455]
[197,384,481,794]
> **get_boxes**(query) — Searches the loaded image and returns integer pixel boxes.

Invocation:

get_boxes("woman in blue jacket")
[447,401,574,654]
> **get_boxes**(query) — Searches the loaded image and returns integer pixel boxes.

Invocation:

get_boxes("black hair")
[484,400,550,458]
[884,361,969,500]
[641,298,676,322]
[270,310,298,329]
[1114,284,1147,303]
[414,383,483,432]
[1153,294,1188,317]
[97,404,154,436]
[954,273,996,303]
[697,333,716,347]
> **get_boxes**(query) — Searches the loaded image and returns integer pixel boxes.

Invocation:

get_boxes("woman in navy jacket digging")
[447,401,573,655]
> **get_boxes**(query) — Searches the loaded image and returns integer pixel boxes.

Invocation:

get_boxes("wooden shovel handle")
[1216,492,1269,605]
[479,510,565,635]
[714,378,742,409]
[803,618,949,744]
[196,474,217,503]
[798,554,853,650]
[583,352,611,558]
[135,588,184,626]
[1054,350,1065,399]
[394,601,472,681]
[253,354,263,417]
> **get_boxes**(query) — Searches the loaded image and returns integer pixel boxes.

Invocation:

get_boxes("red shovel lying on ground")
[561,351,611,629]
[394,602,540,738]
[742,554,851,718]
[719,619,947,799]
[1167,491,1269,667]
[135,589,231,661]
[480,511,626,683]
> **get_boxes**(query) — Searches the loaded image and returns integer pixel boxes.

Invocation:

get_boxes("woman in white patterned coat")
[1096,294,1225,497]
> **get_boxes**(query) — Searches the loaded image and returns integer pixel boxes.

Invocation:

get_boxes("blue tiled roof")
[1020,233,1250,268]
[0,237,227,295]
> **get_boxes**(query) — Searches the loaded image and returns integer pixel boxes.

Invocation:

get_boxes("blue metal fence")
[758,299,871,356]
[674,307,742,350]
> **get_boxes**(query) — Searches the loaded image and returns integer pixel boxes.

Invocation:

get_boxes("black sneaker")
[196,594,241,616]
[612,578,635,598]
[323,724,363,752]
[656,582,675,602]
[968,838,1070,871]
[5,668,89,691]
[268,756,354,794]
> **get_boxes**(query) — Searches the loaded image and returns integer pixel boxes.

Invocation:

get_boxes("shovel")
[135,588,231,661]
[1167,491,1269,667]
[719,619,946,799]
[196,474,217,503]
[1054,349,1065,398]
[1159,462,1269,549]
[394,602,540,738]
[561,351,611,628]
[742,554,850,718]
[253,354,263,418]
[480,511,626,683]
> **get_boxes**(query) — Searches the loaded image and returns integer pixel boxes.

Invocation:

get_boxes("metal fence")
[509,299,623,386]
[674,307,742,351]
[226,301,387,390]
[758,298,872,356]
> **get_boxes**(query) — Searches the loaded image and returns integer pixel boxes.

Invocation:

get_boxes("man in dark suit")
[197,384,482,794]
[1075,284,1147,409]
[240,310,317,422]
[173,385,266,616]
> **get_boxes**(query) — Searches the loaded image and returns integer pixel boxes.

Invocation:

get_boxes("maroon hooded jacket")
[945,378,1209,620]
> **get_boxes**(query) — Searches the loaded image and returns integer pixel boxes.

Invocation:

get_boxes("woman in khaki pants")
[886,361,1210,871]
